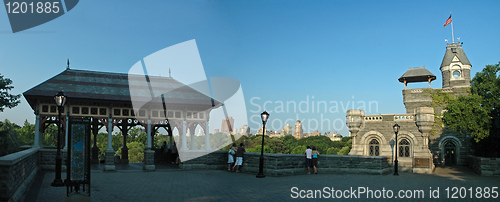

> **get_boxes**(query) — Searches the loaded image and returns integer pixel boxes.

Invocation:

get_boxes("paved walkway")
[25,164,500,201]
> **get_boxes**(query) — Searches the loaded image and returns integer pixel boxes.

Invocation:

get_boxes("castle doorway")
[444,141,457,166]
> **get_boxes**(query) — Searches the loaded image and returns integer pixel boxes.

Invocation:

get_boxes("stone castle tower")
[346,42,472,173]
[440,43,471,88]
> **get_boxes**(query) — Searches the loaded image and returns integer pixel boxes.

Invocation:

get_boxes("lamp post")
[256,111,269,178]
[51,91,66,186]
[393,123,400,176]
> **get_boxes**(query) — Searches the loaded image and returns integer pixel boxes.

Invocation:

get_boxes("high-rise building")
[293,120,303,139]
[221,116,234,134]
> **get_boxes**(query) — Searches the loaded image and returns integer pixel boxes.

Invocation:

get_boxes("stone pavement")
[24,164,500,201]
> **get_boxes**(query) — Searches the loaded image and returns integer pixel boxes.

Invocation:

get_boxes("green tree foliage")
[296,136,336,154]
[16,120,34,145]
[92,132,108,155]
[443,94,490,142]
[266,138,288,154]
[225,135,352,155]
[42,124,58,146]
[441,62,500,157]
[0,74,20,112]
[337,146,351,155]
[425,89,460,136]
[0,120,20,156]
[210,132,232,149]
[326,147,340,155]
[471,63,500,113]
[291,145,307,154]
[116,142,144,163]
[247,145,274,153]
[112,133,123,152]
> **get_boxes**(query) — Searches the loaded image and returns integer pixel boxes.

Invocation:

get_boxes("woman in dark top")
[232,143,246,172]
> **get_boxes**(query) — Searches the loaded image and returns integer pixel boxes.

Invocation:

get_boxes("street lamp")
[51,91,66,186]
[393,123,400,176]
[256,111,269,178]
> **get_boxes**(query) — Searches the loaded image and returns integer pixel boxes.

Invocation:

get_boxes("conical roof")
[440,43,471,69]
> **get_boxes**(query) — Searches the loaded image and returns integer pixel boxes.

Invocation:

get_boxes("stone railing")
[364,116,383,121]
[0,147,40,202]
[39,148,67,171]
[410,88,425,93]
[179,151,227,170]
[180,151,391,176]
[468,156,500,176]
[393,115,414,121]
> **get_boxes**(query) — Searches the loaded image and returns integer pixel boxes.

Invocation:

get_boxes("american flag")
[443,15,452,27]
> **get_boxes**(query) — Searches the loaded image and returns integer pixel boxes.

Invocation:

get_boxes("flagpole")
[450,10,455,43]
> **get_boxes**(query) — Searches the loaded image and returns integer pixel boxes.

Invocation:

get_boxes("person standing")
[227,143,237,171]
[161,141,169,163]
[232,143,246,172]
[305,146,312,174]
[312,147,319,174]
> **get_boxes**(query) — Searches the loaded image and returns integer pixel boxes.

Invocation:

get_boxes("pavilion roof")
[23,69,221,111]
[398,67,436,83]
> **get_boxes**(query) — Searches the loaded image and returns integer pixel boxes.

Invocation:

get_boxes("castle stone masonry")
[347,43,472,173]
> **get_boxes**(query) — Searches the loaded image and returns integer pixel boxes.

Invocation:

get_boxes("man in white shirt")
[305,146,312,174]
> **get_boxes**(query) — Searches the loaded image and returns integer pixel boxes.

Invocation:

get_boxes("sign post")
[66,117,91,198]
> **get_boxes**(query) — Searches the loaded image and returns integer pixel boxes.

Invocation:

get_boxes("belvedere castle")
[346,42,472,173]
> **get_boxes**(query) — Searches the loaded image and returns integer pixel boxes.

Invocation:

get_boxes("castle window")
[369,139,379,156]
[399,139,410,157]
[453,70,461,78]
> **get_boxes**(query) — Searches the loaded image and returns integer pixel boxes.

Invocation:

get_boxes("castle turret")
[346,109,364,138]
[440,43,471,88]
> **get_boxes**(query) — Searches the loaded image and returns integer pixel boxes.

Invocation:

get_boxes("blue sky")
[1,0,499,136]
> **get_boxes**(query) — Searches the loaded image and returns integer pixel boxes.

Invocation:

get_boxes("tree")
[16,120,34,145]
[425,88,460,136]
[266,138,288,154]
[42,124,58,146]
[442,62,500,156]
[337,145,351,155]
[443,94,490,142]
[0,120,20,156]
[291,145,307,154]
[0,74,21,112]
[116,142,144,163]
[247,145,274,153]
[326,147,340,155]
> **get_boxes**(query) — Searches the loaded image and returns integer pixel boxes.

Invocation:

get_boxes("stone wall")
[39,148,67,171]
[180,151,391,176]
[468,156,500,176]
[0,148,40,202]
[179,151,227,170]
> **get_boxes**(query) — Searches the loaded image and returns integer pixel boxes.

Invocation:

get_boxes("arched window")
[399,139,410,157]
[369,139,379,156]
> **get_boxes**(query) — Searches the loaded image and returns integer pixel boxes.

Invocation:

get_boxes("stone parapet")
[180,151,391,176]
[468,156,500,176]
[39,148,67,171]
[0,147,40,202]
[179,151,226,170]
